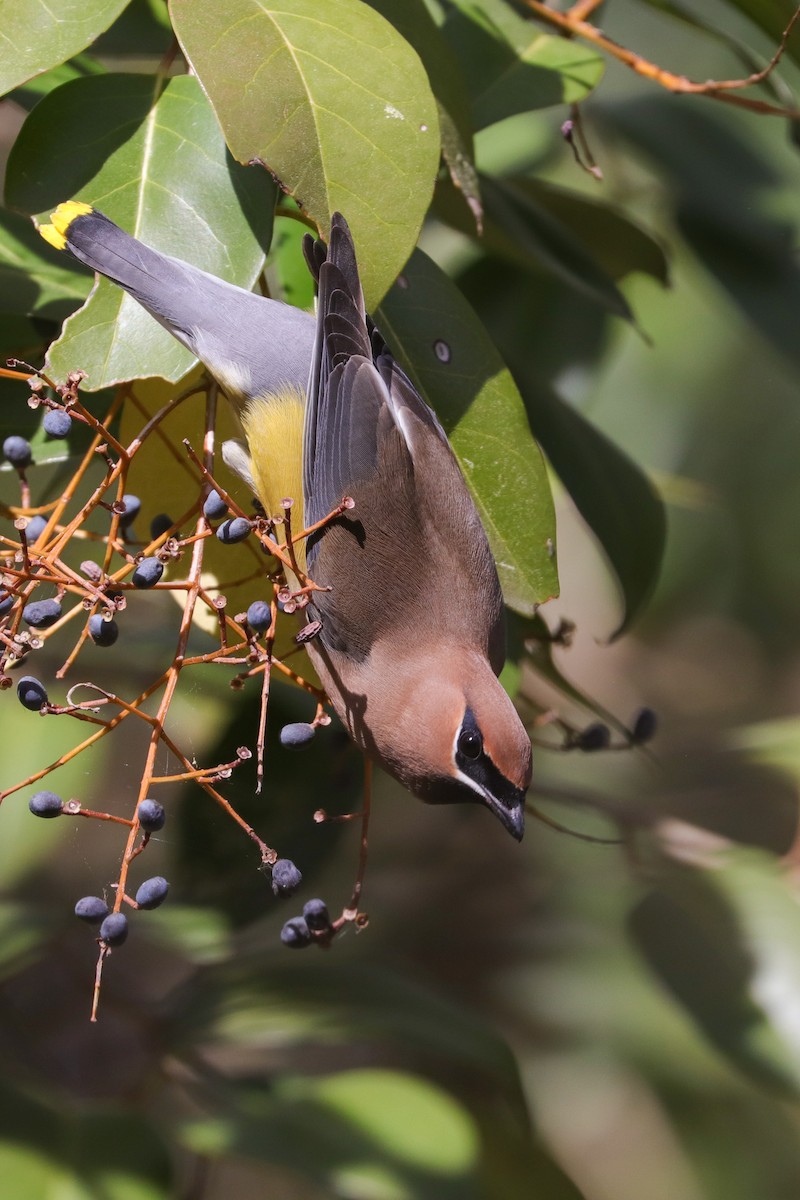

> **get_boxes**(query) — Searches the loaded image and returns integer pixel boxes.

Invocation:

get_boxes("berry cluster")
[0,365,355,1018]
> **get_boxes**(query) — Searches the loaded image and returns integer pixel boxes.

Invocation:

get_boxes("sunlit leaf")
[366,0,483,226]
[5,73,276,389]
[526,383,666,637]
[170,0,440,306]
[0,0,128,95]
[442,1,603,129]
[376,248,559,613]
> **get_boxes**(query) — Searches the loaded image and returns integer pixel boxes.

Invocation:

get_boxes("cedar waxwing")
[39,204,532,838]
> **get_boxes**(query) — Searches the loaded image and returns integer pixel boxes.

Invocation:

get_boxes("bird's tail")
[37,202,317,405]
[39,203,219,344]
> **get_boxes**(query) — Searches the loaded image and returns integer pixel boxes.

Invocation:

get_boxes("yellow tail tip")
[38,200,94,251]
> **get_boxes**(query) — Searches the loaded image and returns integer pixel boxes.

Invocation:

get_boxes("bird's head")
[369,647,532,841]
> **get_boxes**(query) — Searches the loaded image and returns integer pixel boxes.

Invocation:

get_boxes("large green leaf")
[437,174,635,320]
[0,0,129,96]
[366,0,482,226]
[0,206,90,320]
[526,384,666,637]
[376,249,559,613]
[443,1,603,129]
[5,73,277,389]
[170,0,440,307]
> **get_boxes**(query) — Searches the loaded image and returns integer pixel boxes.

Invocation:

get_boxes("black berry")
[247,600,272,632]
[3,436,32,467]
[75,896,109,923]
[280,722,316,750]
[0,590,15,616]
[88,614,119,647]
[271,858,302,897]
[577,722,611,752]
[132,557,164,589]
[216,517,251,544]
[118,495,141,527]
[100,912,128,946]
[23,597,62,629]
[135,876,169,910]
[281,917,311,948]
[149,513,173,540]
[17,676,48,711]
[42,409,72,438]
[137,799,165,831]
[303,898,331,933]
[29,790,63,817]
[203,490,228,521]
[632,707,658,744]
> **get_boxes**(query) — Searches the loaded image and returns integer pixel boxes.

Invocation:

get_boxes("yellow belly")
[241,387,306,573]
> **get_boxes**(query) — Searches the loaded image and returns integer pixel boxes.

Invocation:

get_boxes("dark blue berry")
[149,513,173,540]
[203,490,228,521]
[216,517,251,544]
[88,614,119,646]
[0,590,15,617]
[135,876,169,910]
[75,896,109,923]
[100,912,128,945]
[137,799,165,832]
[17,676,48,711]
[281,917,311,948]
[280,722,316,750]
[303,898,331,933]
[132,557,163,589]
[25,515,47,542]
[118,495,141,526]
[3,436,32,467]
[577,722,611,752]
[29,790,63,817]
[23,598,62,629]
[632,707,658,744]
[42,409,72,438]
[271,858,302,897]
[247,600,272,632]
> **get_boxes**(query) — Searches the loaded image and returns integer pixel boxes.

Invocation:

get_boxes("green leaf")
[479,176,634,320]
[442,2,603,129]
[9,53,105,112]
[6,73,277,389]
[376,248,559,613]
[0,206,90,320]
[526,384,666,637]
[514,179,670,286]
[0,0,129,96]
[366,0,483,227]
[268,211,317,310]
[170,0,440,306]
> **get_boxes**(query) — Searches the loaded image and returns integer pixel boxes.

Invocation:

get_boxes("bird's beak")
[483,787,526,841]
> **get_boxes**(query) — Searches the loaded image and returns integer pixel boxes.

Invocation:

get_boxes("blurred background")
[3,0,800,1197]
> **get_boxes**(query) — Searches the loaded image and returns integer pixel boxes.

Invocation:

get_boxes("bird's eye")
[457,727,482,760]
